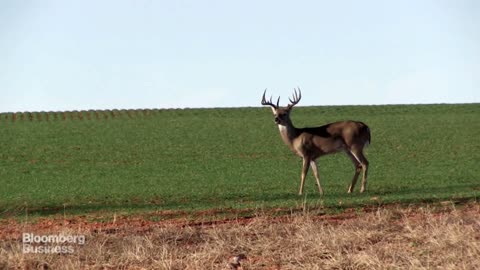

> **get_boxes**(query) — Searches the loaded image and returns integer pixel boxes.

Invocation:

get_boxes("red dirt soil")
[1,202,477,241]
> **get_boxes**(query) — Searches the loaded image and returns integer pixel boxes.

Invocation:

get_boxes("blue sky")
[1,0,479,112]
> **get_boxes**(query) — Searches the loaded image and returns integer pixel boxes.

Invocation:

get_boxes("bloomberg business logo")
[22,233,86,254]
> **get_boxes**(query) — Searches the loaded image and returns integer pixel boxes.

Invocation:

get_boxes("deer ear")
[270,107,276,114]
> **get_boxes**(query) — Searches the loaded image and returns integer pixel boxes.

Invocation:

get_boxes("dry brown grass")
[1,203,479,269]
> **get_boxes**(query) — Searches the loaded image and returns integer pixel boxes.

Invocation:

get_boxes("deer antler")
[287,87,302,109]
[261,89,280,109]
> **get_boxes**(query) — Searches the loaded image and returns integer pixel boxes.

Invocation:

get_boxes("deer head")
[261,88,302,126]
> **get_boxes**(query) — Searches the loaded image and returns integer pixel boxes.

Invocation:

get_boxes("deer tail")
[364,126,371,147]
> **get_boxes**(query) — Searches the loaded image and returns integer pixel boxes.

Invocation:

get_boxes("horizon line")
[1,102,478,114]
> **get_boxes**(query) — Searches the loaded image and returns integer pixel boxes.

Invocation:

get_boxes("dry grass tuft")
[1,203,479,269]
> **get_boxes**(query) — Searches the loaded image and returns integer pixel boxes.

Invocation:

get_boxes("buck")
[261,88,371,195]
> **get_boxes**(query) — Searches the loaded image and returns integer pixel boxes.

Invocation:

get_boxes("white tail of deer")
[261,88,371,195]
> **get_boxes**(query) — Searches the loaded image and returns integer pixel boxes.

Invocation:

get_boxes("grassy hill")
[0,104,479,218]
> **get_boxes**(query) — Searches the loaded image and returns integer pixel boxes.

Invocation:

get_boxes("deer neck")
[277,120,298,148]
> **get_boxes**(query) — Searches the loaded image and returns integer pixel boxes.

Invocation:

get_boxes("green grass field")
[0,104,479,218]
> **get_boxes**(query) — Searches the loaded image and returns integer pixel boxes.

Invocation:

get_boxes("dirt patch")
[1,203,479,269]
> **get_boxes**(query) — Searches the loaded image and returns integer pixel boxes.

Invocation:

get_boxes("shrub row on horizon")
[0,109,177,122]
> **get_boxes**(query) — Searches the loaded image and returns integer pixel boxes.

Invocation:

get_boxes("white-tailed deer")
[261,88,370,195]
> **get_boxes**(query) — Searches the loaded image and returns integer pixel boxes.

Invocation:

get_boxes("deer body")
[282,121,369,158]
[262,89,370,195]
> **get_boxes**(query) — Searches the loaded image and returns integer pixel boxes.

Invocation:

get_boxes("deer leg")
[359,155,369,193]
[350,149,369,193]
[310,160,323,195]
[346,151,361,193]
[299,158,310,195]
